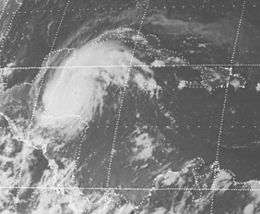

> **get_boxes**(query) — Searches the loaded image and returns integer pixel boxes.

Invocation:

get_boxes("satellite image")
[0,0,260,213]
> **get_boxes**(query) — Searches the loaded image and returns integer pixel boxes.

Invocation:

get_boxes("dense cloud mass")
[1,0,260,213]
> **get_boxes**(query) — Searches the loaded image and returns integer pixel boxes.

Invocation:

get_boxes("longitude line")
[104,0,151,188]
[210,1,247,213]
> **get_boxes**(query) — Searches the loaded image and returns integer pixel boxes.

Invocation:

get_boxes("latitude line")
[0,186,257,192]
[0,2,258,213]
[1,64,260,71]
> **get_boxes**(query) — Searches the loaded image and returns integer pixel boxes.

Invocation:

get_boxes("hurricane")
[0,0,260,213]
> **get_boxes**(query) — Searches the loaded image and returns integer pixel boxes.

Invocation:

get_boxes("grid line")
[0,0,22,59]
[210,0,248,213]
[0,8,113,15]
[1,64,260,71]
[0,186,257,192]
[0,0,259,212]
[105,0,151,188]
[28,0,72,130]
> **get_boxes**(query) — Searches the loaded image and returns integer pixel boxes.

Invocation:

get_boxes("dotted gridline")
[0,1,260,213]
[1,64,260,71]
[210,0,248,213]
